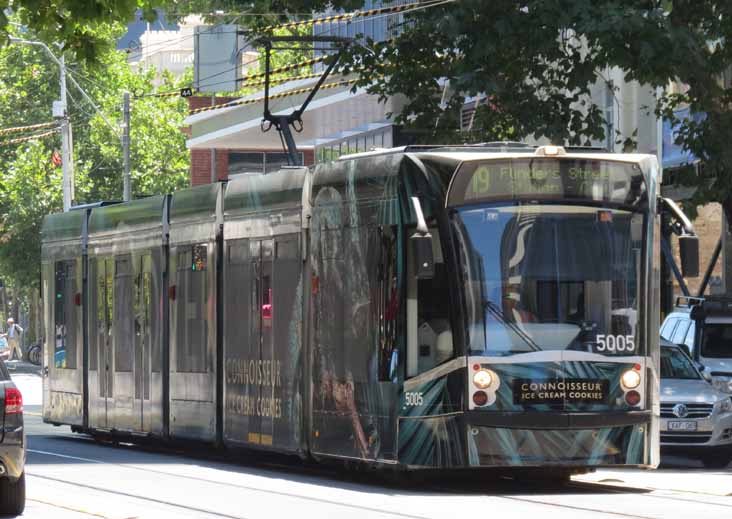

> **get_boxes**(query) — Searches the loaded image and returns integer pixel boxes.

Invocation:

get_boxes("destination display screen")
[513,378,609,405]
[448,158,647,207]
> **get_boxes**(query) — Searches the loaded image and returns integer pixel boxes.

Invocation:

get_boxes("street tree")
[0,22,191,338]
[0,1,158,62]
[169,1,732,222]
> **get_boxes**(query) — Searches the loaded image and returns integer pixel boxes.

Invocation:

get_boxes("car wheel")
[700,455,731,469]
[0,472,25,516]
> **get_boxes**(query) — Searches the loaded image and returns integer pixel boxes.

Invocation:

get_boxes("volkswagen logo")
[672,403,689,418]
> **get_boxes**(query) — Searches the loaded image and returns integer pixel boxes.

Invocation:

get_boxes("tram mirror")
[679,235,699,278]
[411,232,435,280]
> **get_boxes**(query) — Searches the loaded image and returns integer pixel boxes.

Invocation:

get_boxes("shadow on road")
[25,426,657,498]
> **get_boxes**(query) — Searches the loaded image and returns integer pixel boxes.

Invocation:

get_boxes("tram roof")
[41,209,87,243]
[88,195,166,237]
[169,182,221,224]
[338,145,656,165]
[225,167,307,216]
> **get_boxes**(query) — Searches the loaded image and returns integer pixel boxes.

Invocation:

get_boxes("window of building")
[228,151,304,176]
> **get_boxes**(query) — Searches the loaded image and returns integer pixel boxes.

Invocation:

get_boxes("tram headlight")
[621,369,641,390]
[473,369,493,389]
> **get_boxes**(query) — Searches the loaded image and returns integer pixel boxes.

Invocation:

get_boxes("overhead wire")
[0,128,60,146]
[135,2,441,98]
[256,1,439,32]
[189,78,360,115]
[138,2,421,97]
[0,121,58,136]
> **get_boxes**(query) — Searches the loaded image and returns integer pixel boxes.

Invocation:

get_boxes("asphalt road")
[10,373,732,519]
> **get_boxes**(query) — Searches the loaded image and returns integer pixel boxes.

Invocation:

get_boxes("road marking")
[24,411,42,416]
[28,496,111,518]
[29,449,105,464]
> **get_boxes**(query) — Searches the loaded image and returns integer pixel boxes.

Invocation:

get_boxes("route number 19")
[595,335,635,353]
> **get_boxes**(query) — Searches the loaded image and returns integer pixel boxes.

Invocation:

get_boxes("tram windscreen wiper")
[483,300,541,352]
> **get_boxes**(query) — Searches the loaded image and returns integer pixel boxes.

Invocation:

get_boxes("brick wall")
[190,147,316,186]
[186,96,317,186]
[672,203,723,295]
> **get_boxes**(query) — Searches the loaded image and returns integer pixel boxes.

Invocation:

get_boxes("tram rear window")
[448,158,647,207]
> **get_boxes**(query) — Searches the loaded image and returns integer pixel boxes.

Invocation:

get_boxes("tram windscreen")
[453,204,645,357]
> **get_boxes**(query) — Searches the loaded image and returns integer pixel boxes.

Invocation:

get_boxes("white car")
[660,340,732,468]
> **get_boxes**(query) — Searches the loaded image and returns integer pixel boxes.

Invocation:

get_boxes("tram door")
[96,258,114,429]
[133,255,153,432]
[248,239,274,445]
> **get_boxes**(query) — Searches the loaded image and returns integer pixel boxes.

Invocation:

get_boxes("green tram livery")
[42,144,679,472]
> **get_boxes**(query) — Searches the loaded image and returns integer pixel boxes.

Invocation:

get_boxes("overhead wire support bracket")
[257,35,354,167]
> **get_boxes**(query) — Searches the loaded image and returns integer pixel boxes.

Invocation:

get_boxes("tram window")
[150,251,162,373]
[114,255,133,372]
[536,281,584,322]
[53,260,77,369]
[89,259,98,370]
[176,244,208,373]
[410,227,453,376]
[378,225,400,382]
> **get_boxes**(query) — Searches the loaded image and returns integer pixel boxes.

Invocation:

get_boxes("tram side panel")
[222,169,308,454]
[168,184,223,442]
[41,211,86,426]
[308,157,405,463]
[86,197,167,435]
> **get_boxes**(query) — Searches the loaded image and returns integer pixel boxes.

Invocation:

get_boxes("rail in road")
[20,414,732,519]
[12,375,731,519]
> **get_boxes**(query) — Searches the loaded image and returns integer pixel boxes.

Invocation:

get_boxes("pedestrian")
[4,318,23,361]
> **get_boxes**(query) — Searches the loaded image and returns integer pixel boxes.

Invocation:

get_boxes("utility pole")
[122,91,131,202]
[58,55,74,211]
[10,37,121,210]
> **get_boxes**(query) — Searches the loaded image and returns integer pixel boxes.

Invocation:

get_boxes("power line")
[0,128,60,146]
[190,78,360,115]
[0,121,58,136]
[257,1,437,32]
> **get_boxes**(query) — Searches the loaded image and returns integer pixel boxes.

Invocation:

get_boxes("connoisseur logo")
[513,378,609,405]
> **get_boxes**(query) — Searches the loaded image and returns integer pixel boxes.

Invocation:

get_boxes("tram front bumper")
[464,410,652,467]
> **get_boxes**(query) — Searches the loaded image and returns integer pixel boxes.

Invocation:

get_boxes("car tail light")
[4,387,22,415]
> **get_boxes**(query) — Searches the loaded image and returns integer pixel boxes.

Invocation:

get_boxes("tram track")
[28,433,732,519]
[27,444,433,519]
[425,474,732,518]
[566,480,732,507]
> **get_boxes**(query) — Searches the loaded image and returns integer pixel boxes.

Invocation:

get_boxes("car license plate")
[667,420,697,431]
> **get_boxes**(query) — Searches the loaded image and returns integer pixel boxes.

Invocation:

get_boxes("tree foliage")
[0,21,190,295]
[167,1,732,222]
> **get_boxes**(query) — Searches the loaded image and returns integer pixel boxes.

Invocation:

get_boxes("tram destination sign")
[513,378,609,405]
[448,158,646,207]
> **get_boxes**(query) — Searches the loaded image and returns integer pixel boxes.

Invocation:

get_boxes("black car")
[0,362,24,515]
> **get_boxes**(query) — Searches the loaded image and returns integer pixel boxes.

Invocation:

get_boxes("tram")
[41,144,697,472]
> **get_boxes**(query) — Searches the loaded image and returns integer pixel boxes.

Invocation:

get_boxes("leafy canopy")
[175,1,732,221]
[0,20,190,292]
